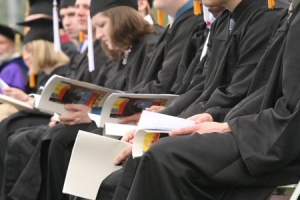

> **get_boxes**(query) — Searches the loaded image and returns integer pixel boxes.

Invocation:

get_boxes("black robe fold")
[129,9,206,94]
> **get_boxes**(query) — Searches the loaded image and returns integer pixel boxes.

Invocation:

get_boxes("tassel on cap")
[157,10,164,26]
[53,0,61,52]
[29,73,36,88]
[14,33,21,52]
[87,16,95,72]
[194,1,201,15]
[79,31,85,42]
[268,0,275,9]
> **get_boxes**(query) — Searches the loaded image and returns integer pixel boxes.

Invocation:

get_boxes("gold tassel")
[14,33,21,52]
[79,31,85,43]
[194,1,201,15]
[157,10,164,26]
[25,0,30,17]
[268,0,275,9]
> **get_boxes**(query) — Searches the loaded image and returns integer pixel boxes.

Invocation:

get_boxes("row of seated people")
[0,0,298,199]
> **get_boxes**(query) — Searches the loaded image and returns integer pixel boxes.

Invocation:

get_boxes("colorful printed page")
[132,110,195,158]
[35,75,121,115]
[63,130,130,200]
[132,129,169,158]
[99,93,178,127]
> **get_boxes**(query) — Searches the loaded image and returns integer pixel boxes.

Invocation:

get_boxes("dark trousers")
[38,122,99,200]
[98,133,300,200]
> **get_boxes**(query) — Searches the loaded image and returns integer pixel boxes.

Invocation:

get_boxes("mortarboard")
[28,0,53,16]
[90,0,138,18]
[0,24,23,42]
[21,18,54,45]
[59,0,76,9]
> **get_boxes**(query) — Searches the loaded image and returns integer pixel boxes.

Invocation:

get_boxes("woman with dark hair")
[0,1,160,200]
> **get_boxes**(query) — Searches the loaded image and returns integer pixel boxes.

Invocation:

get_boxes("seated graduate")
[0,24,27,93]
[96,1,300,200]
[59,0,81,59]
[117,0,289,125]
[128,0,206,94]
[2,18,70,107]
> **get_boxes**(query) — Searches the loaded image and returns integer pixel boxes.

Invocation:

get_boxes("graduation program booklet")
[0,94,32,111]
[132,110,195,158]
[100,93,179,136]
[63,130,131,200]
[33,75,121,115]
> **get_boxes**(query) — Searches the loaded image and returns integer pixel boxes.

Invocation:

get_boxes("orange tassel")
[23,27,30,35]
[157,10,164,26]
[268,0,275,9]
[29,73,36,88]
[194,1,201,15]
[79,31,85,43]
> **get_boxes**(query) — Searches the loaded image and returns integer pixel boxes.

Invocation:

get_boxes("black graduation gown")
[95,34,160,91]
[66,40,108,84]
[1,33,160,200]
[0,65,69,199]
[162,0,289,120]
[170,21,207,94]
[129,8,205,94]
[109,5,300,200]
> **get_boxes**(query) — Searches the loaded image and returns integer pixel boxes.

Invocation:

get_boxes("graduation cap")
[28,0,54,16]
[0,24,23,52]
[90,0,138,18]
[0,24,23,42]
[21,18,54,45]
[59,0,76,9]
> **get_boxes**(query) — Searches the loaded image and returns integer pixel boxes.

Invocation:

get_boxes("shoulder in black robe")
[168,0,289,119]
[130,9,205,94]
[96,33,160,91]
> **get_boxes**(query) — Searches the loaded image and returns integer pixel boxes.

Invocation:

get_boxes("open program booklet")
[32,75,121,115]
[64,111,194,199]
[99,93,178,129]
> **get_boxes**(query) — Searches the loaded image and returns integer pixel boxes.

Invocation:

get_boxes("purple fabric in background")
[0,59,28,94]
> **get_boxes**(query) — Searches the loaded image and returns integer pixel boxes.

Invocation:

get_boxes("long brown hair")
[100,6,155,61]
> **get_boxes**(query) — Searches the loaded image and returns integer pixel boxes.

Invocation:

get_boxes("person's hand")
[48,115,59,127]
[2,88,29,102]
[59,104,92,125]
[145,105,165,112]
[118,113,141,125]
[169,122,231,136]
[187,113,213,124]
[114,129,136,165]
